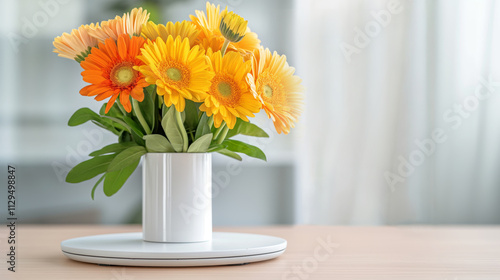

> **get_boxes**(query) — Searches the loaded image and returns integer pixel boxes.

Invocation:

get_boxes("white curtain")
[294,0,500,225]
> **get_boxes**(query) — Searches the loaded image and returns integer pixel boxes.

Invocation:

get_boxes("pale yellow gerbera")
[88,8,149,42]
[249,47,304,134]
[200,51,261,129]
[189,2,260,55]
[135,36,214,112]
[53,24,98,62]
[141,21,199,47]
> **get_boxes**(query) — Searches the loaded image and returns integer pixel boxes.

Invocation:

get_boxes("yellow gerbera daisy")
[135,36,214,112]
[141,21,199,47]
[189,2,260,55]
[249,47,304,134]
[53,24,98,62]
[88,8,149,42]
[200,51,261,129]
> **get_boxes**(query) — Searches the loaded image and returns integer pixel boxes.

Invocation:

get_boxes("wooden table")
[1,225,499,279]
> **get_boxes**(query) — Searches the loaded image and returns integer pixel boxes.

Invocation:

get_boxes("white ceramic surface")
[61,232,287,267]
[142,153,212,243]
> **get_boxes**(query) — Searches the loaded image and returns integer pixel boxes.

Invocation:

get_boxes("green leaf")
[123,116,145,138]
[131,129,146,146]
[195,113,211,140]
[217,149,242,161]
[118,131,133,143]
[89,142,137,157]
[108,146,147,172]
[66,154,116,183]
[161,108,184,152]
[207,144,226,153]
[68,108,100,126]
[99,103,107,116]
[103,159,140,197]
[91,175,105,200]
[90,120,120,135]
[187,133,213,153]
[223,139,267,161]
[184,100,199,132]
[162,104,169,119]
[139,85,157,131]
[101,115,132,133]
[101,103,124,118]
[144,134,175,153]
[226,119,269,138]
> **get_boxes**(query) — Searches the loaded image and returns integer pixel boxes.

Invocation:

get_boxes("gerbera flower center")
[166,67,182,81]
[110,62,137,87]
[159,60,190,88]
[263,85,273,98]
[210,74,241,106]
[258,71,285,105]
[218,82,232,97]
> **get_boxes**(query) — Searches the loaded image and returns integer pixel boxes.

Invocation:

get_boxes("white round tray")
[61,232,287,267]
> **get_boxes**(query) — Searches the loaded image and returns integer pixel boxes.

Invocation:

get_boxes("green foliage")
[217,149,242,161]
[108,146,147,172]
[139,85,157,131]
[162,108,184,152]
[69,108,120,135]
[103,159,140,197]
[143,134,175,153]
[91,175,105,200]
[66,154,116,183]
[68,108,100,126]
[195,113,211,140]
[183,100,200,134]
[89,142,136,157]
[187,133,213,153]
[226,119,269,138]
[222,139,267,161]
[66,87,273,198]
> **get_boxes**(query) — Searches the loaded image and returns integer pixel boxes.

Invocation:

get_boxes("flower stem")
[208,115,214,129]
[221,39,230,57]
[216,125,229,145]
[175,109,189,152]
[132,99,151,135]
[116,102,127,116]
[212,122,226,141]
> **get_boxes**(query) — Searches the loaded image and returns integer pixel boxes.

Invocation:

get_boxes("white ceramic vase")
[142,153,212,243]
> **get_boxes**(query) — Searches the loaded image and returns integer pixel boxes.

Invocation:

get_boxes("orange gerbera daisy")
[141,21,199,47]
[53,24,98,62]
[80,34,148,113]
[135,36,214,112]
[249,47,304,134]
[189,2,260,56]
[200,50,261,129]
[88,8,149,42]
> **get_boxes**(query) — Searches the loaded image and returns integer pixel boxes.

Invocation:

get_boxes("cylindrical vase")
[142,153,212,243]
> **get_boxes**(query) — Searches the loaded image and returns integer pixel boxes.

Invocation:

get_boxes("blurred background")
[0,0,499,226]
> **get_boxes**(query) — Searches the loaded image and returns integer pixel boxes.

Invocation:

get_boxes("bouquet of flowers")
[53,2,303,198]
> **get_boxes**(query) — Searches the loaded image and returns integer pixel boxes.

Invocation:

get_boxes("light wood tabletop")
[1,225,499,280]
